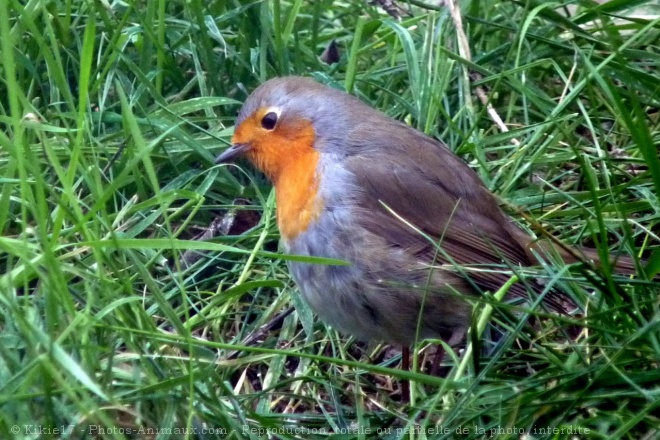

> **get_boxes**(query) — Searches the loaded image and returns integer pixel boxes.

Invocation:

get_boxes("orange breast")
[274,149,323,241]
[236,117,323,241]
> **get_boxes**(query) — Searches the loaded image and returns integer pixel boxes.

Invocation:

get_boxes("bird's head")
[215,76,360,181]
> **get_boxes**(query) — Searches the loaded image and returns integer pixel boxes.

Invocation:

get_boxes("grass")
[1,0,659,439]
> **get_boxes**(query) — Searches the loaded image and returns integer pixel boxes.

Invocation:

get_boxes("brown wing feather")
[344,126,568,308]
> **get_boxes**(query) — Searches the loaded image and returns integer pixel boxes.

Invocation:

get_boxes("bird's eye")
[261,112,278,130]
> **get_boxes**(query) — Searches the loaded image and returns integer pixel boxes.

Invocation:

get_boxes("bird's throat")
[273,150,323,241]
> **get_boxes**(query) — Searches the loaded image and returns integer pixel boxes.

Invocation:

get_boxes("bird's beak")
[215,143,250,164]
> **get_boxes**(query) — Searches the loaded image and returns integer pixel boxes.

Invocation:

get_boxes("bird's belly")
[283,218,471,346]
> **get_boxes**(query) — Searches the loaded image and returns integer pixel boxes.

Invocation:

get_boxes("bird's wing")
[343,127,557,302]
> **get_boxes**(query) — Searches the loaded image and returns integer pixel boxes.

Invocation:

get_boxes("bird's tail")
[528,239,643,276]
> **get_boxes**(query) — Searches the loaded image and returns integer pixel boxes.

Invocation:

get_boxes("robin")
[215,76,633,348]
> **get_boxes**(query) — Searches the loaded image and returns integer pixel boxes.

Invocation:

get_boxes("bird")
[215,76,635,349]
